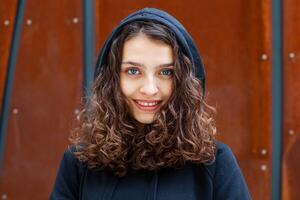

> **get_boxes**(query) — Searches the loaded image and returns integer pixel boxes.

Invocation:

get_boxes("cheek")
[120,77,136,97]
[158,80,174,100]
[161,80,174,98]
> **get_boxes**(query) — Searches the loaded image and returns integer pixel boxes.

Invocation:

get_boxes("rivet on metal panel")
[1,194,7,199]
[260,164,267,171]
[261,54,268,61]
[72,17,79,24]
[261,149,267,155]
[74,109,80,115]
[288,129,295,136]
[288,52,295,59]
[26,19,32,25]
[12,108,19,114]
[4,20,10,26]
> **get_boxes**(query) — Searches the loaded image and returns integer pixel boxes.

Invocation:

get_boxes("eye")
[127,68,140,75]
[160,69,174,76]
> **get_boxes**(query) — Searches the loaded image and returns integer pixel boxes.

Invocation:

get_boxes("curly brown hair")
[69,20,217,177]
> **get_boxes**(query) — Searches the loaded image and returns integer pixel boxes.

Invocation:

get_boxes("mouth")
[133,99,162,111]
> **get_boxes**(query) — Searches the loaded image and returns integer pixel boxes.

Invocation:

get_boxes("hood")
[94,7,206,94]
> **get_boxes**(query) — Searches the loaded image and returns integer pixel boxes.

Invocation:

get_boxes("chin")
[135,115,155,124]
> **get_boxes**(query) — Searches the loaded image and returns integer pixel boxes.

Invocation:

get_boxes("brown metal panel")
[0,0,18,112]
[282,0,300,199]
[0,0,82,199]
[95,1,272,199]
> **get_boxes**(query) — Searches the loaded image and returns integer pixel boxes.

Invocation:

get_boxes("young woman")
[50,8,251,200]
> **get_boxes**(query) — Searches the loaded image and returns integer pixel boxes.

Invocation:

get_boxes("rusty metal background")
[0,0,83,199]
[0,0,18,112]
[282,0,300,199]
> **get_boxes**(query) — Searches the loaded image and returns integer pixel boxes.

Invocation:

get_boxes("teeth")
[136,101,159,107]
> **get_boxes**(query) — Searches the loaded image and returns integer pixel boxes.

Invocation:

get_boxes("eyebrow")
[121,61,174,68]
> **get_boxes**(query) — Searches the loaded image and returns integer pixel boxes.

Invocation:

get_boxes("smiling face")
[120,33,174,124]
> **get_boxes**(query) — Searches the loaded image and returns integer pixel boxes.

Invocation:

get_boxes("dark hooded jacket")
[49,8,251,200]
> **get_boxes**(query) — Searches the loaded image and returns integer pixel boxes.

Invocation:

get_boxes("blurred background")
[0,0,299,199]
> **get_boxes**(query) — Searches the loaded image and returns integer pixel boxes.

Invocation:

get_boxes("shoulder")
[213,140,243,179]
[59,145,87,175]
[203,140,238,173]
[63,146,80,162]
[62,146,77,162]
[214,140,238,166]
[200,140,245,183]
[203,140,252,199]
[49,146,87,199]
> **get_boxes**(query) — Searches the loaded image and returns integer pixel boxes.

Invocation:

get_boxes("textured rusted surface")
[95,1,272,199]
[0,0,83,199]
[282,0,300,199]
[0,0,18,113]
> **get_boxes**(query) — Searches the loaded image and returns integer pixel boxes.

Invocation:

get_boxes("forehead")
[122,33,174,65]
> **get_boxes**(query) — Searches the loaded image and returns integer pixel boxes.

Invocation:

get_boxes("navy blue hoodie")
[50,141,251,200]
[50,8,251,200]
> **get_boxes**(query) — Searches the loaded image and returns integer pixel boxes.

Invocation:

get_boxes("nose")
[139,76,159,96]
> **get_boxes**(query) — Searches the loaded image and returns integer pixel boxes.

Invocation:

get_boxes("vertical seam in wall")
[0,0,26,172]
[82,0,95,100]
[271,0,283,199]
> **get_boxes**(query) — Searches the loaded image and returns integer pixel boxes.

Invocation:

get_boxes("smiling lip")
[133,100,162,111]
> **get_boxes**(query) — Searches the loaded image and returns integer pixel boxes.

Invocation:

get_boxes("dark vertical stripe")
[0,0,26,171]
[82,0,95,98]
[271,0,283,199]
